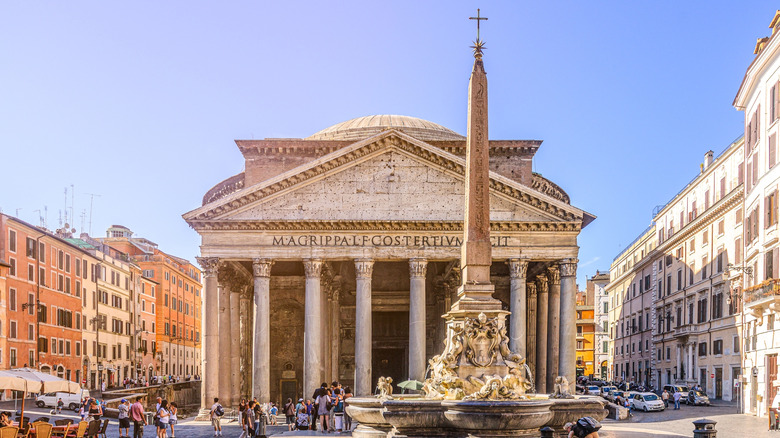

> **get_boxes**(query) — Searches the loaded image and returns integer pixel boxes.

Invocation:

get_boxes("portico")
[185,116,593,405]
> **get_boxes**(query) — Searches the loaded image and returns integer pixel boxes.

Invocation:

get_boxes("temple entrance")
[280,379,297,404]
[372,311,408,391]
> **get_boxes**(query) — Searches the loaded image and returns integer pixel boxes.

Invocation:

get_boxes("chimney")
[703,150,714,171]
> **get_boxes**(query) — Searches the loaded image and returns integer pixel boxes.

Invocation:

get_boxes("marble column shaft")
[409,258,428,383]
[229,287,242,401]
[559,259,578,392]
[197,257,220,408]
[330,287,340,383]
[676,345,681,379]
[303,259,323,398]
[535,274,549,393]
[217,279,233,406]
[508,259,528,358]
[252,258,272,402]
[354,259,374,396]
[546,266,561,390]
[526,282,537,380]
[239,293,251,399]
[321,276,329,384]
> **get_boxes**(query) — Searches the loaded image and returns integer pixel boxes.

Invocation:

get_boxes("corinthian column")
[508,259,528,357]
[196,257,219,408]
[535,274,549,393]
[409,258,428,383]
[230,285,242,401]
[252,258,273,402]
[559,258,578,392]
[303,259,323,399]
[547,265,561,390]
[217,273,232,406]
[354,259,374,396]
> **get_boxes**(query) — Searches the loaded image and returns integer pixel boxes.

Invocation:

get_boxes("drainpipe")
[34,234,45,366]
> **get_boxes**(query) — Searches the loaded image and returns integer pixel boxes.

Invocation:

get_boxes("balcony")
[674,324,697,338]
[744,279,780,311]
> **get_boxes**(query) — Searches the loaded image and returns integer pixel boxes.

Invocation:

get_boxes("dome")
[306,115,465,142]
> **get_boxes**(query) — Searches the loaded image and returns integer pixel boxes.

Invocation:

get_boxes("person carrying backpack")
[332,388,345,432]
[564,416,602,438]
[210,397,224,437]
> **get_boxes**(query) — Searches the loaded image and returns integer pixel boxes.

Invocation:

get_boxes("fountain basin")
[348,395,603,438]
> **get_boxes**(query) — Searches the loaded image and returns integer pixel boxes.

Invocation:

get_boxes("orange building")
[100,225,202,380]
[0,258,9,375]
[0,214,88,383]
[576,288,596,379]
[136,275,159,380]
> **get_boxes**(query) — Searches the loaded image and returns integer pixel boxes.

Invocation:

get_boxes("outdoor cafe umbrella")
[0,368,81,423]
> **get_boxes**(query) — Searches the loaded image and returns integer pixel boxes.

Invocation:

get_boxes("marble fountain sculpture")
[345,10,607,438]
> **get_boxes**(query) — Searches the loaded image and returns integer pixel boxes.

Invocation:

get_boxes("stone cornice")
[184,130,588,225]
[187,219,582,232]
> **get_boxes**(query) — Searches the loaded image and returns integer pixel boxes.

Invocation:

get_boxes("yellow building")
[576,289,596,379]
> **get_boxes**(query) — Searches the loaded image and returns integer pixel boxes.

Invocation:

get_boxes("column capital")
[560,258,579,278]
[355,259,374,278]
[527,282,537,296]
[409,258,428,278]
[536,274,549,293]
[507,259,528,279]
[547,265,560,285]
[303,259,324,279]
[196,257,220,277]
[252,258,273,278]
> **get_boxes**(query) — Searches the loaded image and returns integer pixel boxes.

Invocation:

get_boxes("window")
[27,323,33,340]
[10,349,16,367]
[8,230,16,252]
[717,251,724,273]
[37,337,48,353]
[698,342,707,356]
[26,238,36,259]
[712,294,723,319]
[39,267,45,286]
[9,321,17,339]
[677,270,682,291]
[771,134,777,169]
[767,191,778,228]
[39,242,45,263]
[734,336,740,353]
[9,289,16,311]
[702,256,708,280]
[75,342,81,356]
[27,264,34,282]
[697,297,708,323]
[736,238,743,264]
[9,258,15,277]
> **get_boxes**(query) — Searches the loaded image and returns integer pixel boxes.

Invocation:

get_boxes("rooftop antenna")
[70,184,75,230]
[15,208,22,218]
[33,209,44,228]
[44,206,48,229]
[63,187,68,225]
[80,209,87,235]
[58,209,63,227]
[85,193,101,236]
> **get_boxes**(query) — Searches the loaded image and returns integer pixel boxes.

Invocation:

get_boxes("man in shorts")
[210,397,223,437]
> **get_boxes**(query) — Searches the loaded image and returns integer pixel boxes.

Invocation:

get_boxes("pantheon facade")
[184,115,594,406]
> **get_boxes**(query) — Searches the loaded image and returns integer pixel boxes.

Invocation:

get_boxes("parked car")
[631,392,665,412]
[662,385,690,403]
[586,385,601,396]
[36,389,90,411]
[600,386,616,398]
[687,390,711,406]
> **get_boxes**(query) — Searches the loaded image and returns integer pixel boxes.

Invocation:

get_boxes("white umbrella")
[0,368,82,422]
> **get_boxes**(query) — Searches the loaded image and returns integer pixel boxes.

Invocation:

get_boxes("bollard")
[692,418,717,438]
[539,426,555,438]
[256,414,267,438]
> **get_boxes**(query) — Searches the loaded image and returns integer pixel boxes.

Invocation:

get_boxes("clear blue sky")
[0,1,774,285]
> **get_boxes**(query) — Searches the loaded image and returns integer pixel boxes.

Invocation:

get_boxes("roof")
[65,238,96,250]
[306,115,465,142]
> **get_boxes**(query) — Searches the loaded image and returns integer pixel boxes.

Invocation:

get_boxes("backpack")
[215,404,225,417]
[572,416,601,437]
[333,398,344,413]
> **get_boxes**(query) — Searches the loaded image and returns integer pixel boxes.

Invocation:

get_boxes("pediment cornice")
[183,129,591,225]
[187,219,581,232]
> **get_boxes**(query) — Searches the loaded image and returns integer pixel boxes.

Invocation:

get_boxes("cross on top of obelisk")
[469,8,488,58]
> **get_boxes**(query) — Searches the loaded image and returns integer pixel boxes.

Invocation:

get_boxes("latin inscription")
[271,235,511,247]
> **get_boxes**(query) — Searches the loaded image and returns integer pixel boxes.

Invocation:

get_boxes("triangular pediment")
[183,130,590,229]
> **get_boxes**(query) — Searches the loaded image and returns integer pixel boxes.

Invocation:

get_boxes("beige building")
[607,226,656,386]
[734,10,780,416]
[69,236,134,389]
[652,138,744,401]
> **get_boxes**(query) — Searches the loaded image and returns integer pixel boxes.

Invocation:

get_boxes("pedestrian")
[316,385,332,432]
[333,388,344,433]
[296,406,310,431]
[210,397,224,437]
[269,402,278,425]
[661,389,669,408]
[295,398,304,414]
[253,399,262,434]
[239,402,249,438]
[56,397,64,415]
[169,402,178,438]
[312,382,327,430]
[673,388,681,410]
[623,397,632,417]
[305,399,314,429]
[88,398,103,422]
[246,401,257,437]
[101,380,106,392]
[130,396,146,438]
[284,398,296,428]
[156,399,170,438]
[772,382,780,430]
[118,398,131,438]
[343,386,353,431]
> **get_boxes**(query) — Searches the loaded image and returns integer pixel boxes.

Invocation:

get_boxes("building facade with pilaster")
[589,271,610,380]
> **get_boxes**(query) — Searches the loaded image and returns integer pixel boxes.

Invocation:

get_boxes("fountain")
[345,10,607,438]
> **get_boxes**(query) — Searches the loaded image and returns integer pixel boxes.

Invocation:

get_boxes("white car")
[36,389,90,411]
[631,392,665,412]
[586,385,600,396]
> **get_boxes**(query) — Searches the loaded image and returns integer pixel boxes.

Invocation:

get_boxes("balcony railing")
[745,278,780,305]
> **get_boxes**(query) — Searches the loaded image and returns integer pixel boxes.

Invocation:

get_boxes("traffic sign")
[710,373,714,378]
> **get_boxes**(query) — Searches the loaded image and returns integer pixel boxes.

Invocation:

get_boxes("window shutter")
[758,105,762,144]
[774,248,779,279]
[771,134,777,169]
